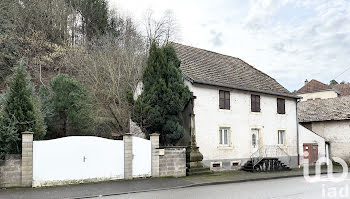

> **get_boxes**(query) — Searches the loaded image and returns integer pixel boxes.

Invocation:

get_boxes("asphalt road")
[100,174,350,199]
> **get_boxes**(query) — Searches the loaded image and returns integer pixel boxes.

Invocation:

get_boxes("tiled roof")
[298,96,350,122]
[296,79,331,94]
[170,42,297,98]
[332,84,350,96]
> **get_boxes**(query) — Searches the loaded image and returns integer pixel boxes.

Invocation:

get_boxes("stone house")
[171,43,321,171]
[298,96,350,163]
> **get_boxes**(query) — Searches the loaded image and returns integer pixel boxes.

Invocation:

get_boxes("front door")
[303,143,318,164]
[251,129,260,154]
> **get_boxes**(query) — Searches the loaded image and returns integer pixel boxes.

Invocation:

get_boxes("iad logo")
[303,151,349,198]
[303,151,348,183]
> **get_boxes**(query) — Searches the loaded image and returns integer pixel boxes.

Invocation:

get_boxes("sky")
[108,0,350,92]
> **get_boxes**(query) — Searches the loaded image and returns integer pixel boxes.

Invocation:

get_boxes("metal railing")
[250,145,291,168]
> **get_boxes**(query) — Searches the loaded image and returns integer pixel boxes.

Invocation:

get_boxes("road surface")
[100,174,350,199]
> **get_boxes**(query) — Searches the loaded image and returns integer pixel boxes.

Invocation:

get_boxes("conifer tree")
[0,60,46,157]
[133,43,190,145]
[39,74,93,138]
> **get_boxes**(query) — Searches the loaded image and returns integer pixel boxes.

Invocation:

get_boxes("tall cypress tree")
[133,43,190,145]
[0,60,46,157]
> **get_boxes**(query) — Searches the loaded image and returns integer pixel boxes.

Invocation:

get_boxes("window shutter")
[219,91,225,109]
[277,98,285,114]
[224,91,230,110]
[251,95,260,112]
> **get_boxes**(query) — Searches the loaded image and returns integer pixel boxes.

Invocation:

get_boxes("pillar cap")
[22,131,34,135]
[150,133,160,136]
[124,133,133,136]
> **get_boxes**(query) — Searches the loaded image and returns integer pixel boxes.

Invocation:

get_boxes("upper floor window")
[219,90,230,110]
[277,98,285,114]
[251,95,260,112]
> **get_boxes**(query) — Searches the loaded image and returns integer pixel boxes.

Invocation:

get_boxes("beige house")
[296,79,350,101]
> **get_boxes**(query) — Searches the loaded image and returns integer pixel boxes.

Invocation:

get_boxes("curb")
[69,171,341,199]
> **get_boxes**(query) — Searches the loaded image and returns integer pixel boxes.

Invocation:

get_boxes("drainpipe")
[296,98,300,167]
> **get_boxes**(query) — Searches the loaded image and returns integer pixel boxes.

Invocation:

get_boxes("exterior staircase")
[242,145,292,172]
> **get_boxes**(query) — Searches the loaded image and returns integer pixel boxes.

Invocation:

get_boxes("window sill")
[250,111,261,114]
[217,146,233,150]
[218,108,231,112]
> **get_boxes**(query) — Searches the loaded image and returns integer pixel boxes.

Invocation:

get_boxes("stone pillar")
[21,131,33,187]
[123,133,133,179]
[150,133,160,177]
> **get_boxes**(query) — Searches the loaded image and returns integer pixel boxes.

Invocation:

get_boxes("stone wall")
[159,147,186,177]
[0,132,33,188]
[308,120,350,163]
[0,155,22,187]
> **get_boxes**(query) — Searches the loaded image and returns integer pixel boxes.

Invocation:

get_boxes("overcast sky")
[109,0,350,91]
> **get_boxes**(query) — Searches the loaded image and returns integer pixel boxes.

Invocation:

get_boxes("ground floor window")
[278,130,286,145]
[219,127,230,146]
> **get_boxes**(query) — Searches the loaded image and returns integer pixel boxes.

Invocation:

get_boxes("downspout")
[296,98,300,167]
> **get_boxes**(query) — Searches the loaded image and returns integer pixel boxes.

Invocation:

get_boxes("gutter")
[182,74,300,99]
[296,98,300,167]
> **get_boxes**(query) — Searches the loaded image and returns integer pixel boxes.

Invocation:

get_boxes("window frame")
[251,94,261,112]
[277,98,286,114]
[278,130,286,145]
[219,90,230,110]
[219,127,230,147]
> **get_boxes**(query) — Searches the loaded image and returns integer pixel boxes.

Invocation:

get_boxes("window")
[251,95,260,112]
[277,98,285,114]
[219,127,230,146]
[219,90,230,110]
[278,130,286,145]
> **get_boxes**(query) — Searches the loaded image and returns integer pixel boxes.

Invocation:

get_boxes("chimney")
[304,79,308,85]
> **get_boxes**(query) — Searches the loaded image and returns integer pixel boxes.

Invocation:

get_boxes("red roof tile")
[296,79,331,94]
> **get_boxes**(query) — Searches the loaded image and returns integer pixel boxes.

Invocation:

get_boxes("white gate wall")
[132,137,151,177]
[33,136,124,187]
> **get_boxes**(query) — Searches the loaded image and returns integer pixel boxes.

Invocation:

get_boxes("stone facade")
[159,147,186,177]
[0,155,22,187]
[302,120,350,163]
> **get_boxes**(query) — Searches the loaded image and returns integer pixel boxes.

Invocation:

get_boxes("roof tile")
[171,42,294,97]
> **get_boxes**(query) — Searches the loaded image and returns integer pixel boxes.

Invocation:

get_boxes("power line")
[332,66,350,80]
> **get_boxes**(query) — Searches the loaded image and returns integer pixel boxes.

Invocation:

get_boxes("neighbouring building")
[298,96,350,163]
[296,79,350,101]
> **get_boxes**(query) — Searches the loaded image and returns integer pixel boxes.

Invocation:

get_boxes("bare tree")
[62,15,146,137]
[143,9,180,48]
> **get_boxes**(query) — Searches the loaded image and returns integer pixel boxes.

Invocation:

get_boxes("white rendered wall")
[185,81,298,162]
[298,124,326,163]
[132,136,151,177]
[33,136,124,187]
